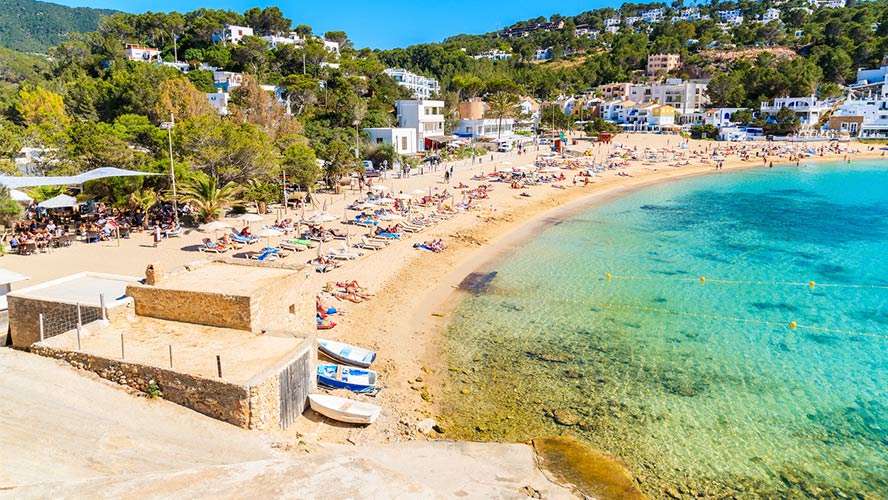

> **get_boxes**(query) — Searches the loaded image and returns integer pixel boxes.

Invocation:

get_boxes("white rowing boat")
[308,393,381,424]
[318,338,376,368]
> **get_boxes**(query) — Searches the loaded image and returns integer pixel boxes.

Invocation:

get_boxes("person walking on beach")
[444,170,450,184]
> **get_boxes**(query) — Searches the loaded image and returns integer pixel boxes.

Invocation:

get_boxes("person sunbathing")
[316,295,338,318]
[202,237,223,250]
[329,228,348,238]
[337,281,373,299]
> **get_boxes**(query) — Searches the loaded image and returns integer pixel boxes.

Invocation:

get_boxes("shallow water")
[442,162,888,498]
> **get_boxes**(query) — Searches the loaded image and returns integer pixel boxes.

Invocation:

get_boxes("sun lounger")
[199,244,227,254]
[231,233,259,244]
[278,242,306,252]
[245,250,279,261]
[356,237,386,250]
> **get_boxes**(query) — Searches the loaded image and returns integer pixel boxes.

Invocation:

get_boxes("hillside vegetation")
[0,0,115,53]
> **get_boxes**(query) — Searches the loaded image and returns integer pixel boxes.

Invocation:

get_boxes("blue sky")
[50,0,616,49]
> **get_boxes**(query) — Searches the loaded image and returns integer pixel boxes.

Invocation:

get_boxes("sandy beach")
[5,133,882,448]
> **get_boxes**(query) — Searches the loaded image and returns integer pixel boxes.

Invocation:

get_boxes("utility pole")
[162,113,179,226]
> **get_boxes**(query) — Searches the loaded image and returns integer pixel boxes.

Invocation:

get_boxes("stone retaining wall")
[30,343,282,430]
[127,286,253,331]
[7,297,131,348]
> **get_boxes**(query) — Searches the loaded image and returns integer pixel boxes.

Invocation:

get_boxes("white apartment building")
[473,50,512,61]
[717,10,744,25]
[627,79,710,115]
[395,100,445,151]
[453,118,516,139]
[124,44,161,63]
[760,96,832,127]
[206,90,230,115]
[676,8,703,21]
[214,25,254,45]
[604,17,620,26]
[829,97,888,137]
[363,128,418,155]
[385,69,441,100]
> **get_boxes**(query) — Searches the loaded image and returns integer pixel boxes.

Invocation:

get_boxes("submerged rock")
[526,351,567,363]
[550,409,580,426]
[532,436,645,500]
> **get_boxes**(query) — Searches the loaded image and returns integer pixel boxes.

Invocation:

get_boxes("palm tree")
[484,92,521,139]
[178,172,243,222]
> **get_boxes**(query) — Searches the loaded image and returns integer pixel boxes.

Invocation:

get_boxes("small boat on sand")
[308,393,381,424]
[317,363,377,393]
[318,338,376,368]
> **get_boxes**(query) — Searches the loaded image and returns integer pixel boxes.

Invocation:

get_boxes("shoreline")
[293,142,886,446]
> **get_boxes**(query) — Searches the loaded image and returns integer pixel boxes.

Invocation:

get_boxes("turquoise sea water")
[443,161,888,498]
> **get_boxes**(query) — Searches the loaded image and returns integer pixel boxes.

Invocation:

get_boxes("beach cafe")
[1,168,162,254]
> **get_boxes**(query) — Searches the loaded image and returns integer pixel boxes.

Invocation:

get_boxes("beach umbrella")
[256,227,283,249]
[307,213,338,224]
[38,194,78,209]
[9,189,32,203]
[353,202,379,210]
[410,189,426,196]
[377,212,403,221]
[376,197,395,204]
[237,213,264,222]
[392,193,412,200]
[539,167,561,173]
[370,185,388,192]
[199,220,232,239]
[316,239,325,259]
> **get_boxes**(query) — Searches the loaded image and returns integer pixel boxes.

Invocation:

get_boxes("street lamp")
[159,113,179,226]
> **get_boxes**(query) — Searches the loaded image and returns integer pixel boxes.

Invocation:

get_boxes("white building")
[717,10,744,25]
[853,58,888,96]
[395,100,446,151]
[760,96,832,128]
[214,25,254,45]
[604,17,620,26]
[627,79,710,115]
[124,44,161,63]
[534,48,553,60]
[453,118,516,139]
[213,71,244,92]
[830,97,888,137]
[762,8,781,22]
[385,69,440,100]
[363,128,418,155]
[473,50,512,61]
[206,90,230,115]
[259,33,340,56]
[676,8,703,21]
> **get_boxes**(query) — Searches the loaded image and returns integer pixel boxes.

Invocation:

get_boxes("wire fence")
[39,295,106,342]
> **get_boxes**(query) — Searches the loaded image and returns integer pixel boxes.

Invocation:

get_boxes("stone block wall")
[7,297,130,348]
[127,285,253,332]
[31,344,254,428]
[250,272,305,333]
[248,373,281,430]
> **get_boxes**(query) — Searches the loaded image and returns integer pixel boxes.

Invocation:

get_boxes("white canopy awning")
[9,189,32,202]
[0,167,161,189]
[38,194,79,209]
[0,269,29,286]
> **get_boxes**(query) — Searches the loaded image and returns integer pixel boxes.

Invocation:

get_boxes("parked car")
[497,143,513,153]
[421,155,442,164]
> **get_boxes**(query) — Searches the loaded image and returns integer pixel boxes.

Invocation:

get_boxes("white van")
[496,141,513,153]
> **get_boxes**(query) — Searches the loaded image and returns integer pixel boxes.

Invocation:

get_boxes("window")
[376,138,383,144]
[401,137,408,150]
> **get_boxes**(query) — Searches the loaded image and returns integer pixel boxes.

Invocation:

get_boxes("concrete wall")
[7,297,130,349]
[250,272,305,334]
[127,286,254,332]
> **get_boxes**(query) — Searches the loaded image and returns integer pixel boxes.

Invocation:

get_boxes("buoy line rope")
[600,275,888,290]
[479,288,888,340]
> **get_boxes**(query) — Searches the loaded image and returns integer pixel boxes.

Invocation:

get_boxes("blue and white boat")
[318,338,376,368]
[317,363,377,393]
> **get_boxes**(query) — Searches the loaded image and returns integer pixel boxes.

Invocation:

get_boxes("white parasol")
[9,189,32,202]
[376,197,395,204]
[353,202,379,210]
[307,213,338,224]
[377,212,403,221]
[392,193,412,200]
[256,227,283,249]
[199,220,232,239]
[237,213,264,222]
[370,185,389,192]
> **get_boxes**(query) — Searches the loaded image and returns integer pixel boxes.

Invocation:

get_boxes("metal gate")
[279,351,311,429]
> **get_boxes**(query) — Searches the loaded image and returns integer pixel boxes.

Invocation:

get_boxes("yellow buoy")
[700,276,706,284]
[606,273,612,280]
[809,281,816,288]
[790,321,797,330]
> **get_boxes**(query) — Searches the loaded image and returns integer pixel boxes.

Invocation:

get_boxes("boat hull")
[308,394,381,424]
